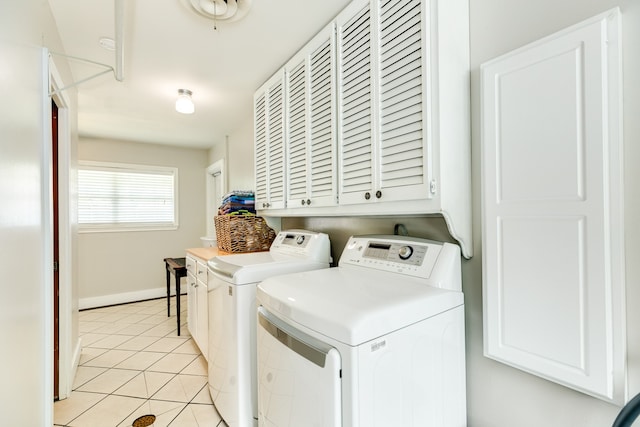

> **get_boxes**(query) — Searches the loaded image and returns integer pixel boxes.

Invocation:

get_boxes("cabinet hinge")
[53,261,59,272]
[430,180,437,195]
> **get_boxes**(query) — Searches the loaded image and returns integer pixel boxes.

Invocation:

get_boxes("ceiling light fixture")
[175,89,195,114]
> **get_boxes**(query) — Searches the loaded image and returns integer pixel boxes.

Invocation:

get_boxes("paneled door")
[481,9,624,404]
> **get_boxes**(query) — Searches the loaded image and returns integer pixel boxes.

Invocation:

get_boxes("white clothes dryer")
[207,230,331,427]
[256,235,466,427]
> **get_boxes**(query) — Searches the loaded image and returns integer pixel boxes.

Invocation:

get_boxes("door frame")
[47,50,76,401]
[206,159,226,238]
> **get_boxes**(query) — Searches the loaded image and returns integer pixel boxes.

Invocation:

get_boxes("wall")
[208,118,256,192]
[210,118,283,232]
[78,137,209,307]
[0,0,77,424]
[225,0,640,425]
[465,0,639,426]
[282,216,455,264]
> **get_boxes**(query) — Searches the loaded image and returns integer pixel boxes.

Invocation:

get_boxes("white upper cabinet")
[337,0,431,205]
[255,71,286,210]
[254,0,472,258]
[378,0,429,199]
[481,9,625,404]
[285,24,338,209]
[336,0,375,203]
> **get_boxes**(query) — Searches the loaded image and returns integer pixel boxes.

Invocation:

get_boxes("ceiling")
[48,0,352,149]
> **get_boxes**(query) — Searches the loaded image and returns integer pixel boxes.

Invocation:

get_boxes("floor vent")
[132,414,156,427]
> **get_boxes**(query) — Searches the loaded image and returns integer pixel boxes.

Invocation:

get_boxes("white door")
[481,9,625,404]
[195,280,208,360]
[257,308,342,427]
[186,271,197,338]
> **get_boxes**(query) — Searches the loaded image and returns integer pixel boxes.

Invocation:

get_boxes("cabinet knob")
[364,192,371,200]
[306,199,311,205]
[375,190,382,199]
[301,199,306,205]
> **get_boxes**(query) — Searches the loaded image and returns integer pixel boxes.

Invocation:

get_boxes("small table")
[164,257,187,336]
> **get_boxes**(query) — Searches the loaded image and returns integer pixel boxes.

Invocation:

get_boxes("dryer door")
[257,307,342,427]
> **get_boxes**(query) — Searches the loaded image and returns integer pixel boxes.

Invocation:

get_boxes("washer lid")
[208,252,329,285]
[257,267,463,346]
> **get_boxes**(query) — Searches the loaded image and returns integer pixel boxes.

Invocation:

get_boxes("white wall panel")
[468,1,639,424]
[0,0,74,424]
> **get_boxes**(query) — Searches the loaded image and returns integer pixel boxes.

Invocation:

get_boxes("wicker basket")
[214,215,276,253]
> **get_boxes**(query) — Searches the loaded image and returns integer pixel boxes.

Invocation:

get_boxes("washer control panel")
[340,235,445,278]
[269,230,332,263]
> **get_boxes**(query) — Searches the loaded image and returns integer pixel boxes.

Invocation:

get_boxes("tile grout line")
[57,296,224,426]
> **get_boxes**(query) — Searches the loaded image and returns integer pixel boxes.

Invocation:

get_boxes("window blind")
[78,162,178,231]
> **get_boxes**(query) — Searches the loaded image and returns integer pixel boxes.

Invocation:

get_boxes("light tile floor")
[54,296,228,427]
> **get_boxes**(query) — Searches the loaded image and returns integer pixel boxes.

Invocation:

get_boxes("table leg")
[166,266,171,317]
[176,275,181,336]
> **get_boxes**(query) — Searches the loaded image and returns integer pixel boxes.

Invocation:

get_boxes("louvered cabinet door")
[254,71,286,210]
[285,55,309,208]
[337,0,431,205]
[267,78,286,209]
[285,24,337,210]
[337,0,375,205]
[308,24,338,208]
[376,0,431,202]
[254,91,268,207]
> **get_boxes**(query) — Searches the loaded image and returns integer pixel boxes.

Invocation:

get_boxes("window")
[78,161,178,232]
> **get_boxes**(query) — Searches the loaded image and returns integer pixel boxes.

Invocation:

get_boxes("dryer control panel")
[339,235,460,283]
[363,242,428,266]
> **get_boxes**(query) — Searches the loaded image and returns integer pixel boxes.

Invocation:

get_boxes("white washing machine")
[207,230,331,427]
[256,235,466,427]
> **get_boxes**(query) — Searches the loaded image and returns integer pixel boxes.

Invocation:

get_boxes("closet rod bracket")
[48,52,118,97]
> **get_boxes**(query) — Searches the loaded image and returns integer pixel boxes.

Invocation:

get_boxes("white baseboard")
[72,338,82,372]
[69,338,82,392]
[58,337,83,400]
[79,286,186,310]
